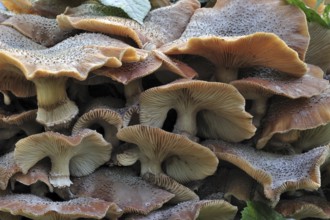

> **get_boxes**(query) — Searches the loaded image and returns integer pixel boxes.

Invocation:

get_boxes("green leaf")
[286,0,330,28]
[241,201,286,220]
[99,0,151,24]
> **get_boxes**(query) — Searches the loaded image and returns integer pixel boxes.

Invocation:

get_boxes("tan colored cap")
[140,79,256,142]
[117,125,218,183]
[14,129,112,188]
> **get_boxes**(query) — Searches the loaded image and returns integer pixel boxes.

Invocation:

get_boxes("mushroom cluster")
[0,0,329,219]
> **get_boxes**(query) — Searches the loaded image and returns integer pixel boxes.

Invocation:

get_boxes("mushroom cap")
[14,129,112,187]
[140,79,256,142]
[57,0,200,48]
[129,199,238,220]
[0,25,146,80]
[275,196,330,219]
[143,172,199,203]
[230,65,328,100]
[168,0,309,60]
[160,33,307,77]
[0,194,123,220]
[257,86,330,149]
[2,14,74,47]
[67,167,175,215]
[72,107,123,147]
[93,50,197,85]
[0,65,36,97]
[116,125,219,183]
[204,140,330,204]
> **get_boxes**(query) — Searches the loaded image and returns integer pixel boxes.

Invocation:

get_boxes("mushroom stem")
[174,108,197,137]
[250,97,268,127]
[140,155,163,176]
[49,155,72,188]
[1,91,11,105]
[214,66,238,83]
[124,79,143,106]
[34,77,78,127]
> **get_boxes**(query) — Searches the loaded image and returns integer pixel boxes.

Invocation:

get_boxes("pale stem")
[49,155,72,188]
[140,155,163,176]
[1,91,11,105]
[174,108,197,137]
[124,79,143,106]
[214,66,238,83]
[250,97,268,127]
[34,77,68,107]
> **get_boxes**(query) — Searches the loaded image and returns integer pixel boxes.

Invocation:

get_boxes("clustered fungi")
[0,0,329,219]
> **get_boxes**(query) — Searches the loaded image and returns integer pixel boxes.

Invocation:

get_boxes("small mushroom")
[143,172,199,203]
[140,79,255,142]
[275,195,330,219]
[230,65,328,126]
[72,108,123,148]
[256,86,330,151]
[204,140,330,204]
[14,129,112,188]
[116,125,219,183]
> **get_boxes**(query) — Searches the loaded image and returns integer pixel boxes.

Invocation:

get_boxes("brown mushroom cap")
[143,172,199,203]
[204,140,330,204]
[57,0,200,48]
[2,14,74,47]
[0,194,123,220]
[140,79,255,142]
[168,0,309,60]
[72,108,123,147]
[14,129,112,188]
[230,65,328,127]
[0,25,146,127]
[275,196,330,219]
[129,199,238,220]
[160,33,307,81]
[117,125,219,183]
[65,167,175,215]
[257,87,330,149]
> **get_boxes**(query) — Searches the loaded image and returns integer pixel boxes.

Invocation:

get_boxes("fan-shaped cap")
[57,0,200,48]
[129,200,238,220]
[14,129,112,188]
[204,140,330,204]
[166,0,309,60]
[275,196,330,219]
[2,14,74,47]
[72,108,123,147]
[230,65,328,126]
[117,125,218,183]
[140,79,255,142]
[0,194,123,220]
[143,172,199,203]
[161,33,307,81]
[66,167,174,215]
[257,87,330,149]
[0,25,146,127]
